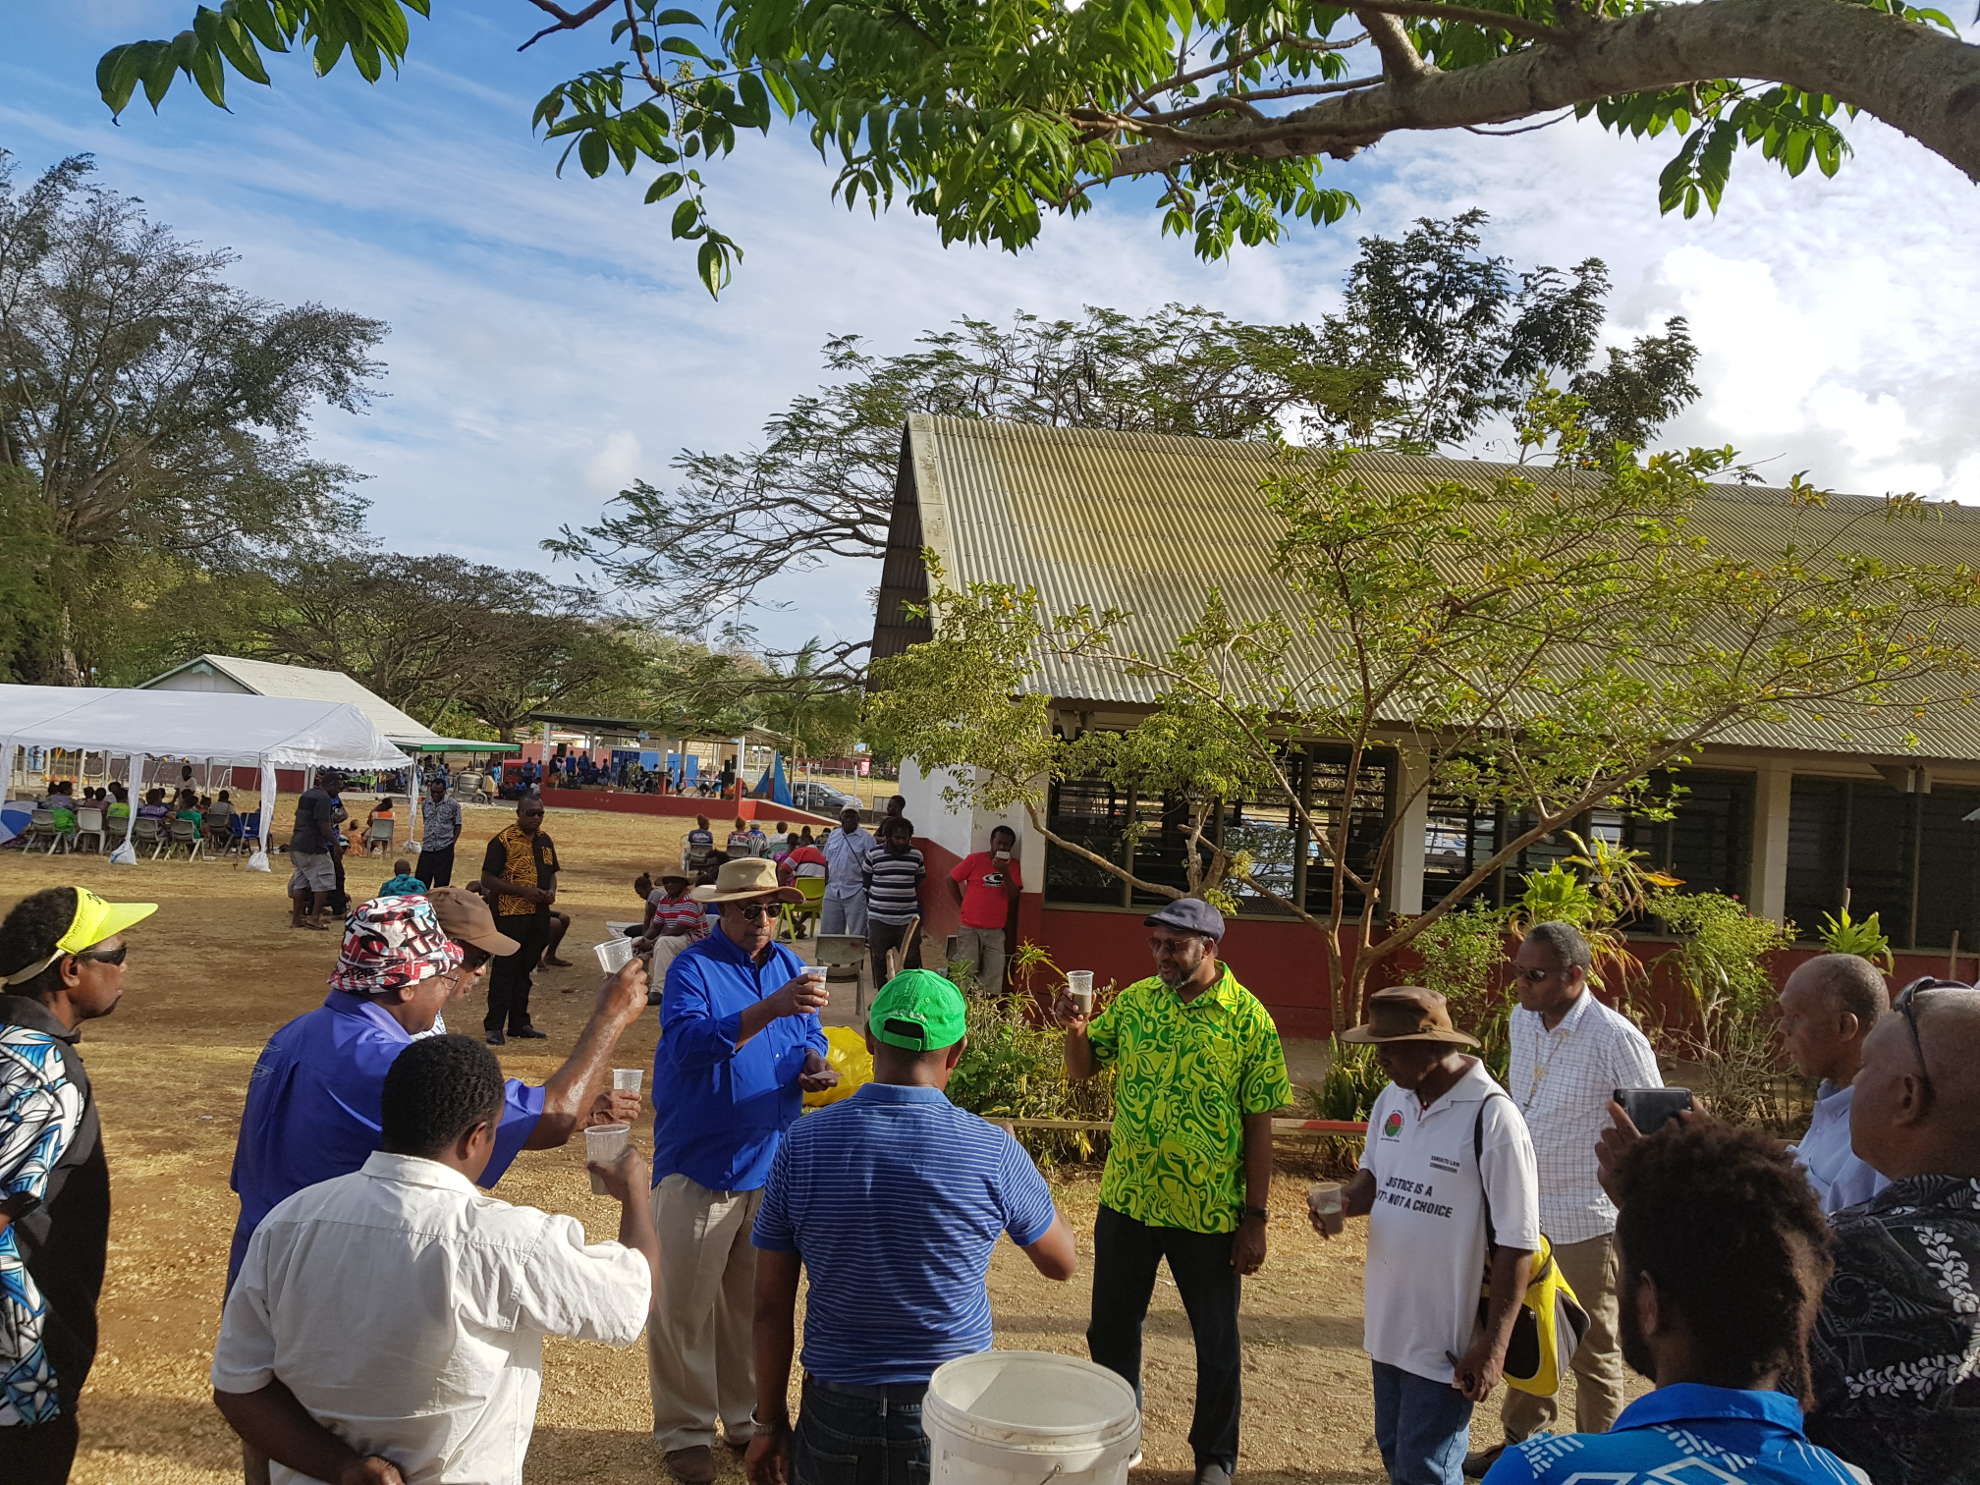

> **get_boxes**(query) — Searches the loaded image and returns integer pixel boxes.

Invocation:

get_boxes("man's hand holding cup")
[771,965,830,1019]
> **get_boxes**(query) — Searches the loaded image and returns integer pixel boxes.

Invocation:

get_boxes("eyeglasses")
[75,943,127,967]
[731,904,779,921]
[1895,976,1963,1112]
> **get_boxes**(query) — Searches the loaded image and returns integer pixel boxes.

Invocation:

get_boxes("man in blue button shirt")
[227,890,647,1287]
[648,857,837,1485]
[745,969,1076,1485]
[1486,1121,1861,1485]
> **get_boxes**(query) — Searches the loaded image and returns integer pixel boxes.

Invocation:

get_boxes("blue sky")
[6,3,1979,656]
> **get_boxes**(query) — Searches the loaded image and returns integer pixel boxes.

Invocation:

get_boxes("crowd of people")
[0,786,1976,1485]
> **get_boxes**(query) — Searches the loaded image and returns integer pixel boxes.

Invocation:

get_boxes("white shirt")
[1360,1059,1540,1385]
[1506,991,1661,1244]
[820,826,874,899]
[1791,1079,1888,1215]
[213,1152,651,1485]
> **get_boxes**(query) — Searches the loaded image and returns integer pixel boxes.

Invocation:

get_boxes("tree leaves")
[95,0,1966,292]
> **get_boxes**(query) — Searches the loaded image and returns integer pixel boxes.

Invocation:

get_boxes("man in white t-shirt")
[1315,987,1539,1485]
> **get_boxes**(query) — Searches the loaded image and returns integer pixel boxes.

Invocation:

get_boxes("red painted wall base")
[539,788,836,829]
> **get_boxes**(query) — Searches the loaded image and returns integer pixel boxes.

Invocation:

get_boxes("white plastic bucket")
[924,1350,1140,1485]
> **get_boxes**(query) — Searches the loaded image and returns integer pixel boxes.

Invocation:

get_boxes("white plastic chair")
[131,815,166,858]
[165,817,205,860]
[73,807,107,854]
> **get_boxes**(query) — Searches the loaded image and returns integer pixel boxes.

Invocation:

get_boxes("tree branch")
[518,0,615,51]
[1109,0,1980,184]
[1358,10,1433,82]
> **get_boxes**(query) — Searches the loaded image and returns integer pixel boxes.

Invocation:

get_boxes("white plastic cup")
[1308,1181,1346,1236]
[799,964,826,979]
[1066,970,1095,1015]
[585,1122,630,1195]
[594,935,636,973]
[611,1068,643,1094]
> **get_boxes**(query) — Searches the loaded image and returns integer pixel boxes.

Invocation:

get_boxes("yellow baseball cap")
[2,887,156,985]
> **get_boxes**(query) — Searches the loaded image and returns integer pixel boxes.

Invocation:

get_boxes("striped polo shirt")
[861,847,925,925]
[752,1083,1056,1385]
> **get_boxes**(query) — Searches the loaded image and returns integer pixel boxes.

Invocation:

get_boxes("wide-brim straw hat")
[689,856,802,904]
[1339,986,1480,1047]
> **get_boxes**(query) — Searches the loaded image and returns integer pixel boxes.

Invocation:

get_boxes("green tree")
[865,400,1980,1029]
[100,2,1978,291]
[0,152,382,681]
[550,217,1696,625]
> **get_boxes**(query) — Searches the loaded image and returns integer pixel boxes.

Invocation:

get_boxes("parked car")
[794,781,862,816]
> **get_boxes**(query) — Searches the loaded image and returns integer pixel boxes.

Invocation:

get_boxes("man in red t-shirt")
[949,825,1022,992]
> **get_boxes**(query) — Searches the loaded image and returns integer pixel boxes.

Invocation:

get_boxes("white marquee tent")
[0,685,411,869]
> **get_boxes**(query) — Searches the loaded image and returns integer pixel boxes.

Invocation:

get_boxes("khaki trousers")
[647,1174,762,1452]
[1501,1230,1627,1441]
[648,934,692,986]
[954,926,1008,992]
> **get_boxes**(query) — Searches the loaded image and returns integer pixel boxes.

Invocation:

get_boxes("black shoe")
[1193,1463,1232,1485]
[1462,1444,1508,1479]
[485,1032,505,1046]
[510,1026,549,1040]
[646,989,663,1006]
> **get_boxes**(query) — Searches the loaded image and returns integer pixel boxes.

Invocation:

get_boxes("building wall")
[146,666,249,696]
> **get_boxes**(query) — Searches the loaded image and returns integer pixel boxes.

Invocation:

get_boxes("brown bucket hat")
[1339,986,1480,1047]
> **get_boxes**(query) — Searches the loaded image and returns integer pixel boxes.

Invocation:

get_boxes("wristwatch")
[1239,1205,1269,1224]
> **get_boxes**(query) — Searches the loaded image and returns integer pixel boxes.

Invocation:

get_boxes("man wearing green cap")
[746,970,1077,1485]
[0,885,155,1483]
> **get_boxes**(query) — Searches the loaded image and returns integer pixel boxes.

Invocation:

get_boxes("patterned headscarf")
[327,894,463,996]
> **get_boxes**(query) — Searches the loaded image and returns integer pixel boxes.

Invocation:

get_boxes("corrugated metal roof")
[139,654,439,743]
[892,414,1980,764]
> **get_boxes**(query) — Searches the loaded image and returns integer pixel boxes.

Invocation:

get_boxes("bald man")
[1806,982,1980,1485]
[1776,954,1889,1213]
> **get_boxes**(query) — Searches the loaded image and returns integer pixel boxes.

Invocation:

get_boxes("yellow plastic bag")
[803,1025,872,1108]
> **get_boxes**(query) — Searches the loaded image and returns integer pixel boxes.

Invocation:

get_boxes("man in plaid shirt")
[1466,921,1660,1479]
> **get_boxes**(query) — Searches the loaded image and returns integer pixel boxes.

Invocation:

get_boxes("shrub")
[946,988,1116,1167]
[1409,905,1507,1023]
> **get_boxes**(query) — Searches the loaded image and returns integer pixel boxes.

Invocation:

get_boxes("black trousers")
[867,918,923,991]
[1087,1203,1242,1471]
[7,1410,80,1484]
[327,845,348,916]
[486,912,547,1034]
[414,843,455,888]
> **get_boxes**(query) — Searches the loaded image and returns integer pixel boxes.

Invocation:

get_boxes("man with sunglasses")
[1468,921,1661,1479]
[1060,898,1291,1485]
[647,856,837,1485]
[1804,977,1980,1485]
[0,885,154,1484]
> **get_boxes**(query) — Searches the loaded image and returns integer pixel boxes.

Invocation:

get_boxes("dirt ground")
[0,798,1610,1485]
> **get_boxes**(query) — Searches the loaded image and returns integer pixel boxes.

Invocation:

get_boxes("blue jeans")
[793,1376,930,1485]
[1371,1361,1473,1485]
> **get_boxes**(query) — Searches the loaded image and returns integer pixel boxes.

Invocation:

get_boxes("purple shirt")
[226,993,543,1285]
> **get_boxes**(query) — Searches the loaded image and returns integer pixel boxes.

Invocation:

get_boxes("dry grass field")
[0,797,1600,1485]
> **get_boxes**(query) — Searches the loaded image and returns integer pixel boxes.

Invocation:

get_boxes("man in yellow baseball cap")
[0,885,156,1482]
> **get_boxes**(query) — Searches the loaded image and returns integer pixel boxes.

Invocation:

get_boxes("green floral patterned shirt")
[1088,965,1292,1233]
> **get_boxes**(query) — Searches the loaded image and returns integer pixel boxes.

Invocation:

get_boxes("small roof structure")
[137,653,513,753]
[524,712,788,749]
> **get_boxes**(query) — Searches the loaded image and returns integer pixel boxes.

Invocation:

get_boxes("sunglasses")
[75,942,128,967]
[1514,964,1576,983]
[1894,976,1964,1112]
[730,904,780,921]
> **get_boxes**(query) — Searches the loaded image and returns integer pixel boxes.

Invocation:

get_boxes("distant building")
[875,416,1980,1035]
[139,654,505,762]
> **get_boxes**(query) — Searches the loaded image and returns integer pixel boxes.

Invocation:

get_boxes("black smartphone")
[1614,1086,1694,1136]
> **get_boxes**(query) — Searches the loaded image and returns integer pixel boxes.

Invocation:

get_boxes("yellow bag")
[1474,1097,1589,1397]
[803,1025,872,1108]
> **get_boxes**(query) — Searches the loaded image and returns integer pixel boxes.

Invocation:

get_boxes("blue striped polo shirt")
[752,1082,1057,1385]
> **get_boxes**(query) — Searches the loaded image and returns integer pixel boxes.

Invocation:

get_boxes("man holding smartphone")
[949,825,1023,992]
[1466,921,1661,1479]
